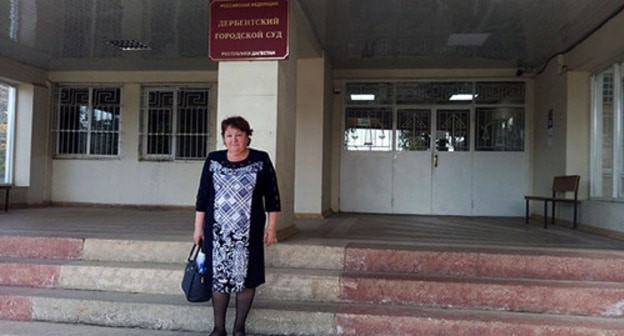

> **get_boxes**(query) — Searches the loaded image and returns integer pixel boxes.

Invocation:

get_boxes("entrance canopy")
[0,1,623,71]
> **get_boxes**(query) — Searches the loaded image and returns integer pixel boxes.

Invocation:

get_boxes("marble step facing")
[4,236,624,282]
[0,258,341,303]
[3,256,624,318]
[341,271,624,317]
[2,286,624,336]
[345,243,624,282]
[2,235,624,335]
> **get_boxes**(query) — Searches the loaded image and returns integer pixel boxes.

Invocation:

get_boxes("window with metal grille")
[344,81,525,152]
[140,86,211,160]
[591,65,624,200]
[0,82,16,183]
[54,86,121,157]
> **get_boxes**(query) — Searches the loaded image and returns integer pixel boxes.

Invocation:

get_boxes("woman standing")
[194,116,280,336]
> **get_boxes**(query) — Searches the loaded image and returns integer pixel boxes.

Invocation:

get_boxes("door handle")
[433,154,438,168]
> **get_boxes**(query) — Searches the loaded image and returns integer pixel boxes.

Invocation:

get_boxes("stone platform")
[1,207,624,335]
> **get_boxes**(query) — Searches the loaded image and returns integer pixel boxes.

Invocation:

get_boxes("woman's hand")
[264,212,279,247]
[264,227,277,247]
[193,227,204,246]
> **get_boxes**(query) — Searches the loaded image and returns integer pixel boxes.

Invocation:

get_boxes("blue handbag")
[181,243,211,302]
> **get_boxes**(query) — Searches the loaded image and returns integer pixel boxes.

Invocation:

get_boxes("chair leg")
[573,202,578,229]
[4,188,7,212]
[543,201,548,229]
[525,199,529,224]
[551,201,556,227]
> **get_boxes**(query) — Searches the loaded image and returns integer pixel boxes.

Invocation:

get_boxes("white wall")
[48,71,218,207]
[532,62,568,198]
[295,57,326,216]
[24,85,51,204]
[532,9,624,234]
[321,56,333,214]
[566,71,591,198]
[0,57,51,206]
[532,69,589,200]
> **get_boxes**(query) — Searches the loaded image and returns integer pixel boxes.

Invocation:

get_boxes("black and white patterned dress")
[195,149,281,293]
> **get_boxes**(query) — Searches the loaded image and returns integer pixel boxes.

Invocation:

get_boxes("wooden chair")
[0,184,10,212]
[524,175,581,229]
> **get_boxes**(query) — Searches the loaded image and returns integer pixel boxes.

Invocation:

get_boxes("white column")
[216,7,298,239]
[295,56,329,217]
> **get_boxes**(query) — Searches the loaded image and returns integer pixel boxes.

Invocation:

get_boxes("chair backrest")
[551,175,580,198]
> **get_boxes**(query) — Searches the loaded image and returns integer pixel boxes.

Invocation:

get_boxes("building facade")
[1,1,624,239]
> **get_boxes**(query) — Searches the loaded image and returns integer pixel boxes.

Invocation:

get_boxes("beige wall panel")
[295,58,324,215]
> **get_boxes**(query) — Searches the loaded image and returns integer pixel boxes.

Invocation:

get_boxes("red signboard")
[209,0,289,61]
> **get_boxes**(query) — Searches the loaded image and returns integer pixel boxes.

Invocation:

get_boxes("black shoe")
[233,329,246,336]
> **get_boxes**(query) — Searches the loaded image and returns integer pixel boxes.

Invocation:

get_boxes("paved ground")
[1,206,624,251]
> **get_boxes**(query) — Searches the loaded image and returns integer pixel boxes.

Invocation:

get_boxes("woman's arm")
[194,154,213,246]
[263,211,279,247]
[193,211,205,245]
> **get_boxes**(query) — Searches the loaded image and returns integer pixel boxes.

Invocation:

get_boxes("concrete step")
[341,271,624,317]
[0,257,341,303]
[84,239,344,270]
[338,304,624,336]
[0,235,344,270]
[6,255,624,318]
[3,286,624,336]
[0,286,337,335]
[0,320,206,336]
[4,234,624,335]
[345,243,624,282]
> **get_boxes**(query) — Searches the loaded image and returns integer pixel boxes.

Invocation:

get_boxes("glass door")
[431,108,473,215]
[392,108,433,214]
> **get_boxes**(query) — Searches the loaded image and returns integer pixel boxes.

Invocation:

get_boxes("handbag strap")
[187,242,202,262]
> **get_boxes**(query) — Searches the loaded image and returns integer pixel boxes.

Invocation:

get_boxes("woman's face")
[223,126,249,153]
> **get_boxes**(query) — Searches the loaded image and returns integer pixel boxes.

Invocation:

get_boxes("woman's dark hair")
[221,116,253,145]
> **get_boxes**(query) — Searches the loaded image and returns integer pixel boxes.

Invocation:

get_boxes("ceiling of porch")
[0,0,623,73]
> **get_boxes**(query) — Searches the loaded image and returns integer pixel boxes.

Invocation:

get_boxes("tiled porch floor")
[1,207,623,251]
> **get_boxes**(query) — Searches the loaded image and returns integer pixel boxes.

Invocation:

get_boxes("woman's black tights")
[210,291,229,336]
[233,288,256,335]
[210,288,256,336]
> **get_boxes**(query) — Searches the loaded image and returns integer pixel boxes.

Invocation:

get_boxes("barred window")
[54,86,121,157]
[140,86,211,160]
[344,107,392,151]
[344,80,525,152]
[591,65,624,199]
[1,82,16,183]
[475,81,525,151]
[476,107,525,151]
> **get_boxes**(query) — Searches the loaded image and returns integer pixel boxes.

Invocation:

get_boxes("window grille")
[54,86,121,157]
[344,107,393,151]
[436,109,470,151]
[476,107,524,151]
[396,109,431,151]
[0,82,16,183]
[474,82,525,151]
[140,86,211,160]
[343,80,525,152]
[591,65,623,200]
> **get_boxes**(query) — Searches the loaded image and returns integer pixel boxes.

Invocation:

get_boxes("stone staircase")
[2,235,624,335]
